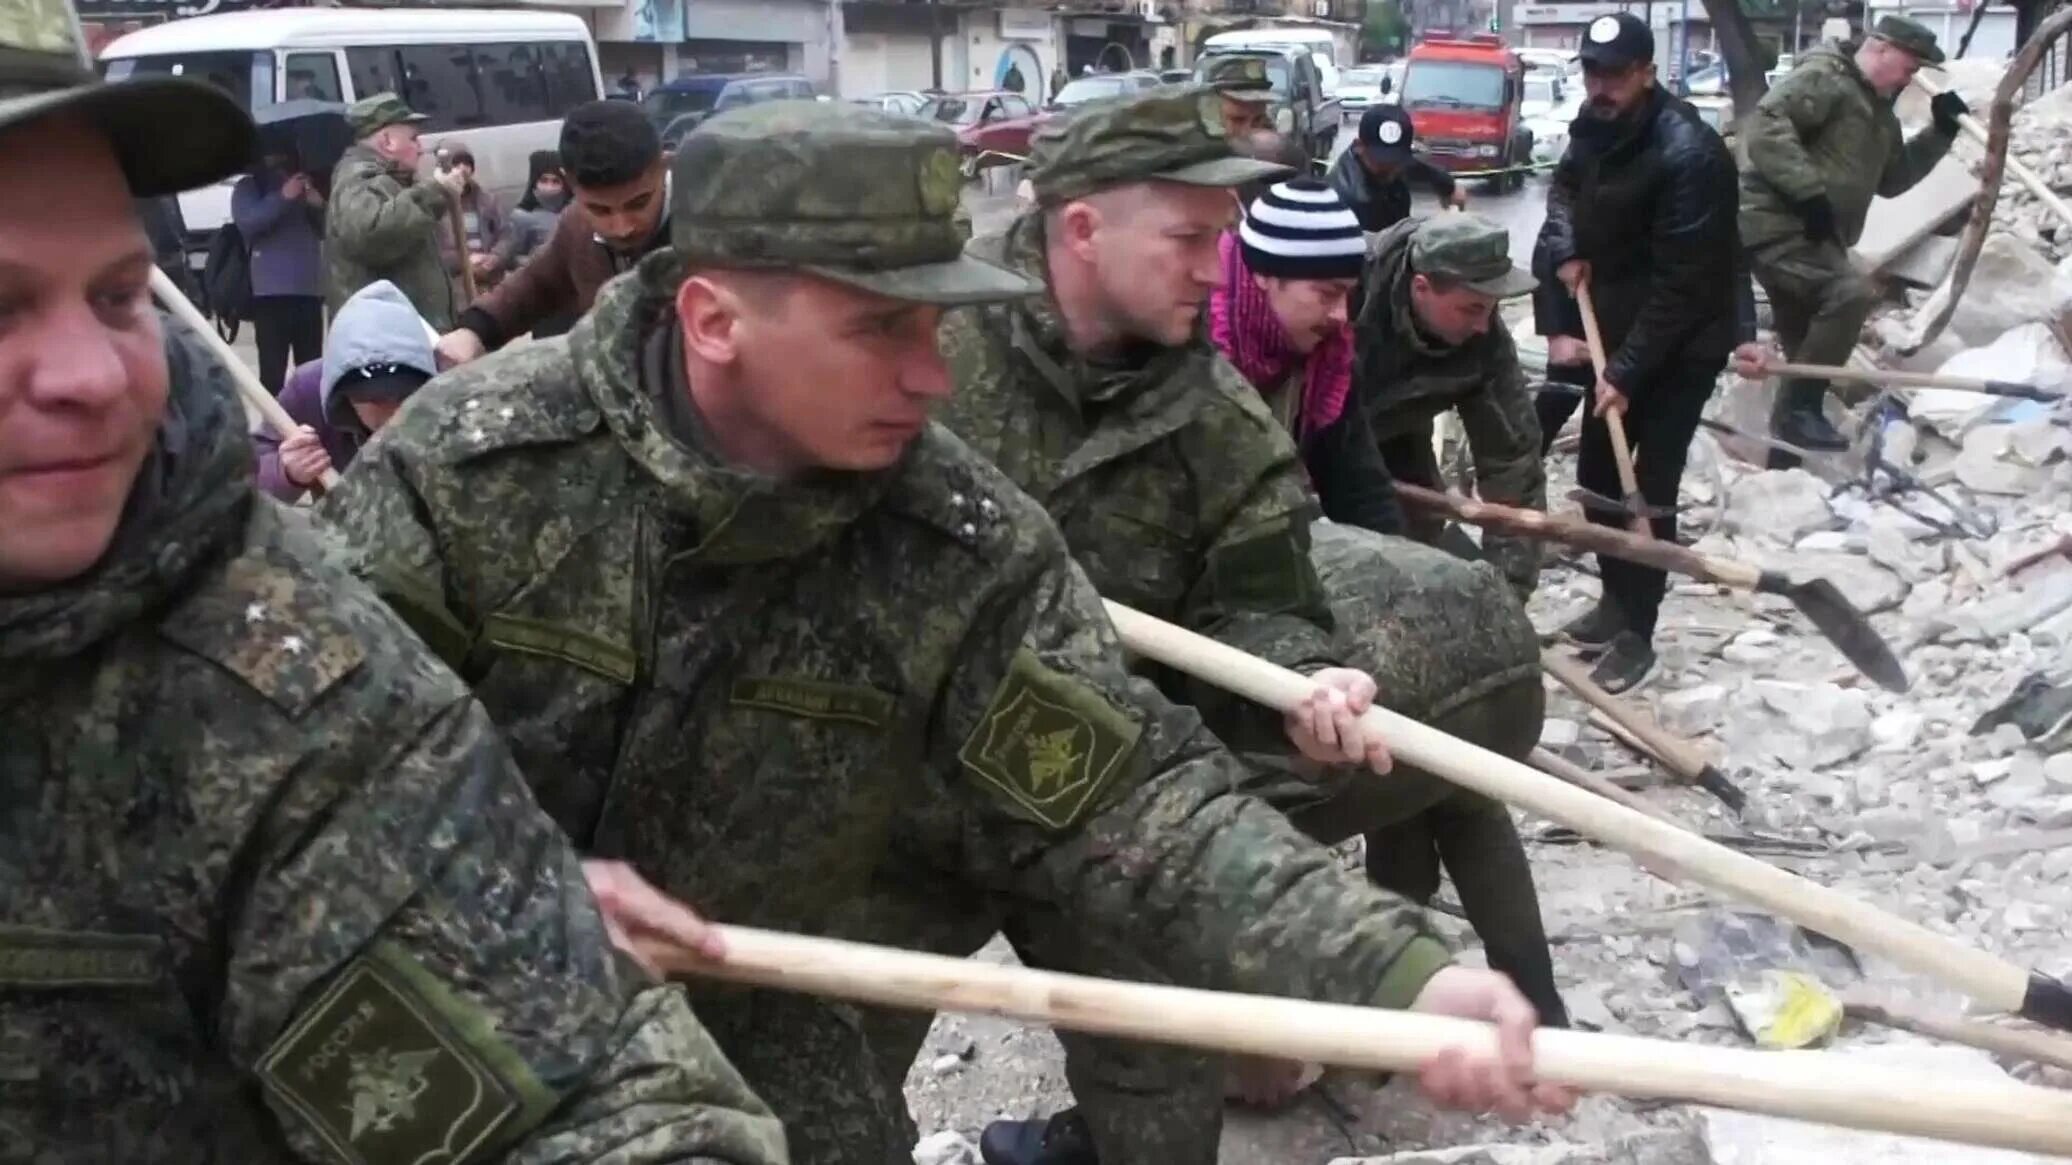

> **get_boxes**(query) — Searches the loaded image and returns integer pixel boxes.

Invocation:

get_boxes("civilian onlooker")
[433,142,516,298]
[434,100,667,365]
[253,279,435,499]
[232,148,326,393]
[510,148,567,260]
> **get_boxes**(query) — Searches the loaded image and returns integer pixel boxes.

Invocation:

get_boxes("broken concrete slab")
[1956,424,2056,495]
[1721,470,1836,543]
[1883,232,1961,289]
[1698,1044,2072,1165]
[1942,233,2072,349]
[1852,154,1978,273]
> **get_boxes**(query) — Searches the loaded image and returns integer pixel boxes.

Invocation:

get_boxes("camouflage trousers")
[1748,235,1878,427]
[818,525,1558,1165]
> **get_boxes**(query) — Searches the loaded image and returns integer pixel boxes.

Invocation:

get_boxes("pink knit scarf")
[1208,231,1355,441]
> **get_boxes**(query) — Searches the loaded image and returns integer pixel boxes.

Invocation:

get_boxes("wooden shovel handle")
[1102,599,2036,1019]
[642,924,2072,1156]
[1573,281,1650,536]
[1392,483,1762,589]
[1541,651,1708,778]
[447,192,479,303]
[151,266,340,491]
[1911,72,2072,232]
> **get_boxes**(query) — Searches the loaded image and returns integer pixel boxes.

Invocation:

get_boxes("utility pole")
[1791,0,1803,56]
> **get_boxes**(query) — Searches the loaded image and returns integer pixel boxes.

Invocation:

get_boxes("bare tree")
[1698,0,1773,114]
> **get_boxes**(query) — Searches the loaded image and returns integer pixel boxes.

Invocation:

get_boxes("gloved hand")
[1931,90,1971,136]
[1792,194,1838,244]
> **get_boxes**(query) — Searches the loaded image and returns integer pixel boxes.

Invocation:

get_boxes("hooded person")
[252,280,436,499]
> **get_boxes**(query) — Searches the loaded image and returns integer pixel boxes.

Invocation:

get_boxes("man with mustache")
[1529,11,1742,693]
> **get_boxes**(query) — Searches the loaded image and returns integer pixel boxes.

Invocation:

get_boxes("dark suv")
[645,73,818,149]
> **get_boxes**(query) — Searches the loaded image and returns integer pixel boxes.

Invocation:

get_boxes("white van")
[100,8,602,249]
[1201,27,1343,95]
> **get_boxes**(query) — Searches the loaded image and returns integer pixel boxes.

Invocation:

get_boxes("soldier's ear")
[676,274,742,366]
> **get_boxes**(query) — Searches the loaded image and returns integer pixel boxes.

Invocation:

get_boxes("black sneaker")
[1588,631,1656,694]
[1558,604,1623,651]
[1775,403,1850,452]
[979,1109,1097,1165]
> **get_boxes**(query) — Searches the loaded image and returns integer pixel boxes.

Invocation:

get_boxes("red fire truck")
[1399,34,1535,191]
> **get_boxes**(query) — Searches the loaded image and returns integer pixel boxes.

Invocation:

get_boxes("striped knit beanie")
[1239,179,1365,282]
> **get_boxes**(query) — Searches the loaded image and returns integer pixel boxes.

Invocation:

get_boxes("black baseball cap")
[1578,13,1655,69]
[1358,104,1415,164]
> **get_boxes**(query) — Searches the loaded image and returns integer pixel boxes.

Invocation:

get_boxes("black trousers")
[250,295,324,395]
[1534,359,1717,641]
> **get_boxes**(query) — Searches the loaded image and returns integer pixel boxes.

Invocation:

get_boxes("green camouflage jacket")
[325,142,457,328]
[1739,42,1955,250]
[1353,220,1545,594]
[937,212,1343,752]
[0,319,785,1163]
[316,257,1451,1023]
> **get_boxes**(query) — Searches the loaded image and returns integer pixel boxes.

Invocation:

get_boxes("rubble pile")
[1905,62,2072,263]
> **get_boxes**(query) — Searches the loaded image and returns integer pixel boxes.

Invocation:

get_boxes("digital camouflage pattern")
[1737,40,1954,252]
[935,215,1555,1159]
[315,258,1457,1164]
[344,91,427,139]
[1352,218,1547,597]
[666,101,1030,305]
[0,316,787,1164]
[1024,84,1285,205]
[326,142,457,328]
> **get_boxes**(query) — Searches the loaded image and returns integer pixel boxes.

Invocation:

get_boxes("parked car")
[1159,68,1192,84]
[852,90,928,117]
[1049,70,1162,110]
[919,89,1044,171]
[646,72,816,149]
[1338,64,1392,118]
[1515,47,1574,77]
[1521,69,1578,166]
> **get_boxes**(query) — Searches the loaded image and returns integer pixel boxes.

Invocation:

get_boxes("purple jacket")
[252,359,364,500]
[232,171,325,299]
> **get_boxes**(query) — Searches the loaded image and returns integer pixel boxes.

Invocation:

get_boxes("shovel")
[1567,485,1684,522]
[1104,600,2070,1031]
[637,924,2072,1156]
[1574,281,1652,536]
[1392,482,1911,693]
[1761,359,2066,403]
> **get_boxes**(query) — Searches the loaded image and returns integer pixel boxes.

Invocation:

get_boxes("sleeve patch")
[257,942,550,1165]
[959,648,1142,830]
[1207,519,1320,614]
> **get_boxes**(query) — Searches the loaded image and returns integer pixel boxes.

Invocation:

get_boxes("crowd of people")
[3,0,1968,1160]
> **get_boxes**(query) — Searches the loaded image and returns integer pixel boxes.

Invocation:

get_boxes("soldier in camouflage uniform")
[931,88,1567,1165]
[1740,16,1965,460]
[326,92,464,329]
[315,100,1573,1165]
[1198,53,1275,140]
[0,13,786,1161]
[1352,213,1546,599]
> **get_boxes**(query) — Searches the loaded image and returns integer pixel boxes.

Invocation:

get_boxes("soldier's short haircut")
[559,100,661,190]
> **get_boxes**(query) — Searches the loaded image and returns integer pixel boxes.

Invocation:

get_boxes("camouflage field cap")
[1870,15,1945,65]
[0,0,252,195]
[1199,54,1275,103]
[1409,213,1536,298]
[1027,84,1291,205]
[669,101,1035,306]
[348,91,429,138]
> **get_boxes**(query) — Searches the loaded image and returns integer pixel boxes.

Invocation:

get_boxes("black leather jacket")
[1532,87,1743,393]
[1327,148,1457,233]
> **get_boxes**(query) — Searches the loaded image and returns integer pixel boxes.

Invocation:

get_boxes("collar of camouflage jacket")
[989,212,1194,410]
[1369,223,1451,360]
[0,318,252,661]
[568,257,885,566]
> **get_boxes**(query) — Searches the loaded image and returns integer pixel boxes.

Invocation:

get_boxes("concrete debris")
[1657,684,1728,736]
[911,1131,981,1165]
[1329,1147,1603,1165]
[1720,470,1835,542]
[1956,423,2057,495]
[1939,234,2072,350]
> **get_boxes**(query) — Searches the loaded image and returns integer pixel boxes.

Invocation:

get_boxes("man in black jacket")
[1328,105,1467,232]
[1531,12,1741,692]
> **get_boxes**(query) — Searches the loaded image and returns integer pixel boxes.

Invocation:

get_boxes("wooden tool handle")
[150,266,341,491]
[1573,282,1650,536]
[447,193,479,303]
[1392,483,1760,590]
[645,924,2072,1156]
[1912,73,2072,231]
[1103,600,2037,1019]
[1541,651,1705,776]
